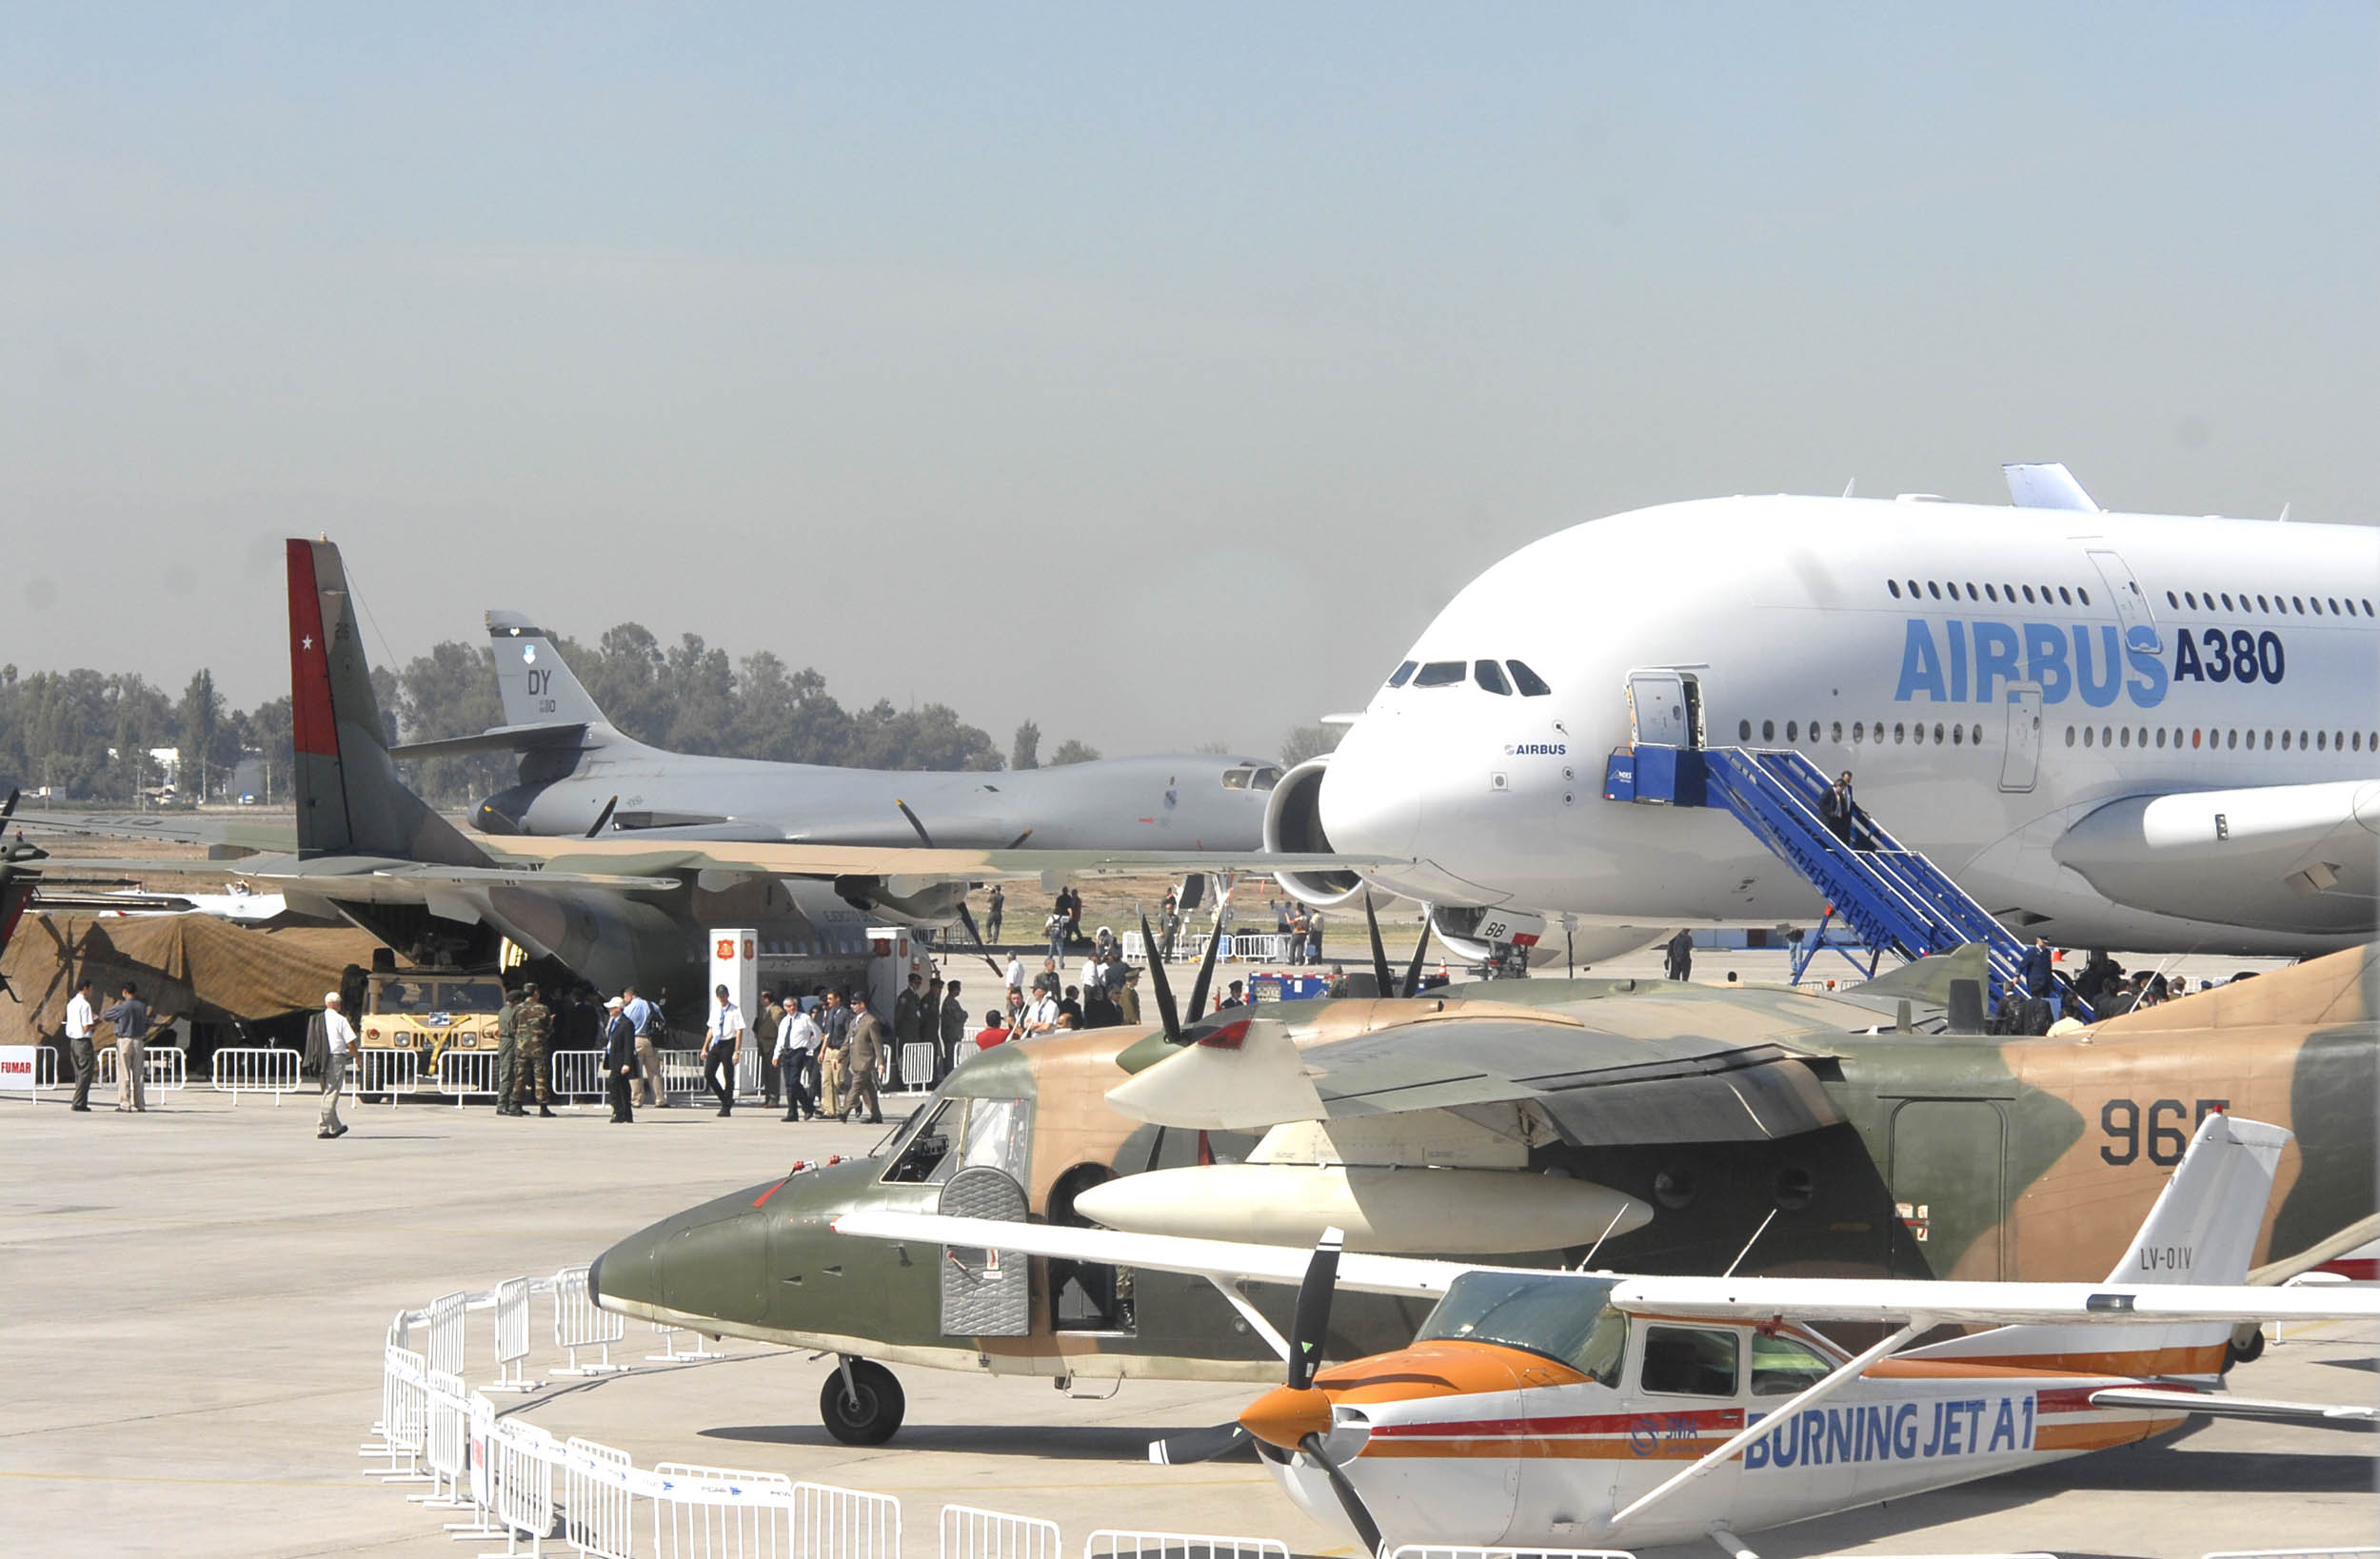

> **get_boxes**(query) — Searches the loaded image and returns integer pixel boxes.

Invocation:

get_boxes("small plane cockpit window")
[1474,660,1511,695]
[1749,1331,1834,1395]
[1412,661,1467,687]
[881,1099,962,1183]
[1386,661,1418,688]
[1640,1324,1741,1397]
[1506,660,1553,697]
[1413,1271,1627,1385]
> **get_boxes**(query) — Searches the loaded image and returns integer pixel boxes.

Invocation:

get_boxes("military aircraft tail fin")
[287,539,491,869]
[486,611,615,731]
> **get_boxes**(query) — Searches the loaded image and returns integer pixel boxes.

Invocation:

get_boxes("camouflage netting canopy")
[0,912,386,1045]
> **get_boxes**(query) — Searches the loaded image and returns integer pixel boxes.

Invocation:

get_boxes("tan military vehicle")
[353,970,508,1096]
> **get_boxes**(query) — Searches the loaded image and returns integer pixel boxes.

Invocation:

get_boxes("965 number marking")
[2099,1097,2230,1166]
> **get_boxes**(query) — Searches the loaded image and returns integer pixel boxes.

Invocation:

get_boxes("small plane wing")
[1605,1273,2380,1329]
[8,811,296,853]
[831,1209,1488,1298]
[482,832,1395,885]
[2087,1387,2379,1427]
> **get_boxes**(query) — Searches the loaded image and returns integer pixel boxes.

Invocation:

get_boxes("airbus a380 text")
[1272,488,2379,955]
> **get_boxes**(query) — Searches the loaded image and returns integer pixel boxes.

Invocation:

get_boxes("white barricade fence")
[438,1046,501,1104]
[793,1480,902,1559]
[1085,1532,1290,1559]
[425,1289,468,1376]
[661,1048,705,1098]
[97,1043,187,1092]
[1224,934,1289,963]
[8,1045,61,1092]
[446,1391,507,1540]
[944,1504,1063,1559]
[372,1345,431,1483]
[410,1369,471,1510]
[486,1276,542,1391]
[350,1047,417,1104]
[652,1462,796,1558]
[645,1316,724,1363]
[897,1042,937,1094]
[564,1436,637,1559]
[550,1049,605,1103]
[736,1048,768,1099]
[487,1415,560,1551]
[208,1046,301,1104]
[551,1265,628,1376]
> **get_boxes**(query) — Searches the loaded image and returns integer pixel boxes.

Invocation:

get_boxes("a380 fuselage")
[1319,496,2380,955]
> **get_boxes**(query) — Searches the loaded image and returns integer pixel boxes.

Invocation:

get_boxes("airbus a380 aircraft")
[1269,476,2379,956]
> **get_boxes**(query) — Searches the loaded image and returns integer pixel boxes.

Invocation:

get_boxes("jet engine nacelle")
[1263,756,1371,907]
[1431,905,1666,970]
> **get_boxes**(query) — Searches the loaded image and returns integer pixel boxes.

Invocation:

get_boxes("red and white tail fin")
[1909,1112,2291,1383]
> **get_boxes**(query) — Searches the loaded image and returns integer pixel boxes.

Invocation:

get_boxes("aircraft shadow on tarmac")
[701,1423,1257,1460]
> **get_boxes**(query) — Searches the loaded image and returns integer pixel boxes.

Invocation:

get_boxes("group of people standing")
[60,977,169,1116]
[1265,899,1329,962]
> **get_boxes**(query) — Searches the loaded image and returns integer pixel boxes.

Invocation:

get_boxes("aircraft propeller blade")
[1003,828,1033,850]
[1286,1227,1342,1391]
[1146,1420,1249,1466]
[1402,917,1431,997]
[895,799,934,847]
[1184,915,1224,1021]
[1299,1431,1383,1555]
[585,796,618,839]
[1362,895,1392,997]
[1139,913,1182,1040]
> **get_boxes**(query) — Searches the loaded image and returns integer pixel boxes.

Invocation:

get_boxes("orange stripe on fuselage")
[1361,1434,1732,1461]
[2035,1415,2185,1452]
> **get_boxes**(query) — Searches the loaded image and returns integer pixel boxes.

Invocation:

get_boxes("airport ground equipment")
[1606,742,2090,1016]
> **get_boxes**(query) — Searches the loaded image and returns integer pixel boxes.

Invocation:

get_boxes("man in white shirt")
[311,991,354,1139]
[776,1001,822,1121]
[1023,991,1061,1036]
[64,977,98,1112]
[704,984,744,1117]
[1003,955,1024,999]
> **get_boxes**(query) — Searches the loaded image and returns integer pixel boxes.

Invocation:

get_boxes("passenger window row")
[2163,588,2375,619]
[1386,659,1553,696]
[1738,717,1983,748]
[1888,579,2089,608]
[2069,725,2373,753]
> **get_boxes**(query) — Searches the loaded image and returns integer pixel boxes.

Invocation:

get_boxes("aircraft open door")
[1998,683,2043,794]
[1626,670,1702,748]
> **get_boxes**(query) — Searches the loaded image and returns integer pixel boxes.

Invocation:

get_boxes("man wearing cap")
[602,997,639,1123]
[307,990,353,1139]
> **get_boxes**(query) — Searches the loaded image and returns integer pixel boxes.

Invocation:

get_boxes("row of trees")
[0,626,1166,806]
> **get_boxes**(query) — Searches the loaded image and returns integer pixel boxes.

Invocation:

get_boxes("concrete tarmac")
[3,967,2370,1557]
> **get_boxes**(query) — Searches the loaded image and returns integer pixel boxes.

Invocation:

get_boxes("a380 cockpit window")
[1412,661,1467,688]
[1506,660,1552,697]
[1414,1271,1628,1385]
[1474,660,1511,695]
[1386,661,1418,688]
[1220,763,1284,792]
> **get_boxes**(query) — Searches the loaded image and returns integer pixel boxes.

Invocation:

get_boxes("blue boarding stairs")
[1604,743,2092,1021]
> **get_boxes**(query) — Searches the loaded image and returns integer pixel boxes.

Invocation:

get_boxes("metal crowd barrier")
[897,1043,938,1095]
[424,1290,467,1375]
[96,1044,187,1092]
[550,1264,627,1376]
[17,1046,61,1091]
[486,1276,541,1392]
[550,1048,606,1103]
[944,1505,1063,1559]
[437,1047,499,1104]
[349,1047,417,1104]
[565,1437,636,1559]
[645,1317,724,1363]
[208,1046,301,1104]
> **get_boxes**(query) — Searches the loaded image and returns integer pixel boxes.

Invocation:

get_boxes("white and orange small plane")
[839,1112,2378,1554]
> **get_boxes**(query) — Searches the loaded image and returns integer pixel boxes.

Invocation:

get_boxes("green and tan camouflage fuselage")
[586,948,2375,1383]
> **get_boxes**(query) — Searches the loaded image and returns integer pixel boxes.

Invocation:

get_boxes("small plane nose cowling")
[1240,1385,1335,1450]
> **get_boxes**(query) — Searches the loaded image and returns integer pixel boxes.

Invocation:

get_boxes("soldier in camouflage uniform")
[509,981,556,1117]
[493,986,522,1115]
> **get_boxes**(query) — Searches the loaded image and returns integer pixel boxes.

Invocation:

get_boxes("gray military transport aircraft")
[10,540,1364,997]
[401,610,1281,862]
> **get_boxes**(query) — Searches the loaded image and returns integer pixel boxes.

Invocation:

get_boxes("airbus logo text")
[1894,619,2291,710]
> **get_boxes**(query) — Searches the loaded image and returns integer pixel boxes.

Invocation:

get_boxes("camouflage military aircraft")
[585,932,2375,1444]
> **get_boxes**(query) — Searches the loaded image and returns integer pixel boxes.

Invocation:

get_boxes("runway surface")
[3,948,2370,1557]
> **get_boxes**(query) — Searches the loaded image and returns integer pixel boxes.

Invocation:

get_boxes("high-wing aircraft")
[403,610,1282,857]
[1268,466,2380,957]
[835,1112,2380,1551]
[10,541,1363,996]
[583,933,2374,1444]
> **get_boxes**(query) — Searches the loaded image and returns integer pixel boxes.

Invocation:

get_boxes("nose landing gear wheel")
[820,1358,905,1445]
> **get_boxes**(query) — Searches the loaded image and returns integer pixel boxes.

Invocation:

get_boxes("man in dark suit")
[602,997,639,1122]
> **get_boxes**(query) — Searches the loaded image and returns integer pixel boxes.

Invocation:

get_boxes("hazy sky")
[8,5,2373,758]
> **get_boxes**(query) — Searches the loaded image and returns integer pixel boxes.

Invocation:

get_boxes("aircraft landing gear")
[820,1356,904,1445]
[2224,1324,2267,1372]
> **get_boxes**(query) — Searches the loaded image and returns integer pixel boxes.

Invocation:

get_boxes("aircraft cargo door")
[1998,683,2042,794]
[1889,1100,2006,1279]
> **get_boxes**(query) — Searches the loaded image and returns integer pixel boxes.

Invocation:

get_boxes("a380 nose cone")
[1240,1384,1335,1450]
